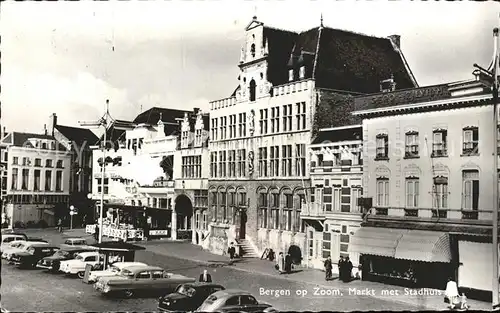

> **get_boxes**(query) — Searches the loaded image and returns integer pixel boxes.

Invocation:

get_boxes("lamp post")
[492,27,499,309]
[79,99,110,244]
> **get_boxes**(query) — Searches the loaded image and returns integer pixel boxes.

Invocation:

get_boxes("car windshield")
[9,243,21,248]
[53,250,70,257]
[110,265,120,272]
[75,255,84,261]
[27,247,36,254]
[120,269,134,277]
[176,285,196,297]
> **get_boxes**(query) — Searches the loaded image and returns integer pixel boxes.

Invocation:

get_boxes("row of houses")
[1,17,497,300]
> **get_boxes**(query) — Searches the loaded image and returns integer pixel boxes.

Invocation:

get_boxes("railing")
[461,210,479,220]
[210,97,237,110]
[140,180,175,188]
[370,207,491,221]
[300,203,325,218]
[404,208,418,217]
[374,208,388,216]
[272,80,311,97]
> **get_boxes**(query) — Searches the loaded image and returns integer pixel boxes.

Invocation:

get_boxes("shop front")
[349,227,454,289]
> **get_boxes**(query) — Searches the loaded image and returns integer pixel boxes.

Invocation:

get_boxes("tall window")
[218,151,226,177]
[288,69,293,82]
[295,102,306,130]
[249,79,256,102]
[405,177,419,208]
[295,144,306,176]
[258,193,267,228]
[22,169,29,190]
[182,156,202,178]
[33,170,41,191]
[210,192,217,221]
[222,117,227,139]
[219,117,224,140]
[219,192,227,222]
[237,149,246,177]
[34,158,42,167]
[55,170,63,191]
[238,113,246,137]
[212,118,218,140]
[282,104,292,131]
[376,134,389,159]
[195,129,203,147]
[405,131,419,157]
[210,152,218,178]
[271,192,280,229]
[432,129,447,157]
[351,187,363,213]
[12,157,18,165]
[324,187,340,212]
[462,170,479,210]
[259,109,268,135]
[11,168,18,190]
[269,146,279,177]
[45,170,52,191]
[97,178,109,194]
[299,66,305,79]
[258,147,268,177]
[229,114,237,138]
[271,107,280,133]
[433,177,448,209]
[228,150,236,177]
[281,145,292,176]
[238,192,246,206]
[22,157,29,166]
[322,231,331,258]
[295,194,304,232]
[283,194,293,231]
[462,127,479,155]
[181,131,189,148]
[376,178,389,206]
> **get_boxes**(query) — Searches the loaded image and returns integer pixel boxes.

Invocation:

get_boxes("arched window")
[249,79,256,102]
[250,43,256,58]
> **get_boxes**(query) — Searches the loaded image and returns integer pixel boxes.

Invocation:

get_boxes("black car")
[11,244,60,269]
[158,283,225,312]
[36,246,95,272]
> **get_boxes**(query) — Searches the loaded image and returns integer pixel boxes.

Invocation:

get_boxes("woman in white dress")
[445,277,459,308]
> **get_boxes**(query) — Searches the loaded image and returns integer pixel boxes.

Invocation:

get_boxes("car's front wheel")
[123,290,134,298]
[77,271,85,279]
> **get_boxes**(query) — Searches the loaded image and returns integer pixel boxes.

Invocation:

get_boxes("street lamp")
[79,99,110,244]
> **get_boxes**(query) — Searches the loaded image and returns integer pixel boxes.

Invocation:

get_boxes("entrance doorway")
[239,211,247,239]
[174,194,193,230]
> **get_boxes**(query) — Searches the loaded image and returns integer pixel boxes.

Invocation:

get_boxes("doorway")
[239,211,247,239]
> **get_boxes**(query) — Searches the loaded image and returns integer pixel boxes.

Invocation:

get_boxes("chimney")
[50,113,57,136]
[388,35,401,49]
[193,107,200,116]
[43,124,47,135]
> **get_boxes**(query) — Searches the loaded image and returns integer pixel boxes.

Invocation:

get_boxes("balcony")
[369,207,492,221]
[138,179,175,194]
[310,159,363,174]
[300,202,326,219]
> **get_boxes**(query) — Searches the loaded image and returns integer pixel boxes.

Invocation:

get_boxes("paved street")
[0,229,488,311]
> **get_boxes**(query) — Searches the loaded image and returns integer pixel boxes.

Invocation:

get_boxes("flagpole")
[492,26,499,309]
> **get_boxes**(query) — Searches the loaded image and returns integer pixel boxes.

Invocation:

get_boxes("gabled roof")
[55,125,99,147]
[133,107,191,125]
[263,27,299,86]
[6,132,66,150]
[312,126,363,145]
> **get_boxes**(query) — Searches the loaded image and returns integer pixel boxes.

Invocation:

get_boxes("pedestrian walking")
[276,252,285,274]
[227,242,236,264]
[57,218,63,233]
[199,269,213,282]
[445,277,459,308]
[94,224,99,241]
[284,253,292,274]
[324,255,333,280]
[338,256,345,281]
[343,257,353,282]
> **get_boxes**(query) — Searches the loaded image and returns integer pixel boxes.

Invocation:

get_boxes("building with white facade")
[349,73,498,300]
[207,16,417,263]
[1,131,72,227]
[307,125,364,271]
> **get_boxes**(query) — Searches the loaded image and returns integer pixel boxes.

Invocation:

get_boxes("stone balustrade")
[372,207,493,221]
[272,80,311,97]
[210,97,237,110]
[300,202,325,218]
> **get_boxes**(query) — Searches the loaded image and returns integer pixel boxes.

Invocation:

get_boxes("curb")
[143,250,438,311]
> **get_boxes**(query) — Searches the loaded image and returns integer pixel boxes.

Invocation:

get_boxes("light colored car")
[87,261,147,283]
[59,251,103,278]
[61,237,88,247]
[0,234,27,253]
[196,289,274,312]
[2,240,49,261]
[94,265,196,298]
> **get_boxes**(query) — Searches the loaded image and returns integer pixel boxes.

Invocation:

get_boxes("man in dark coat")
[227,242,236,264]
[324,255,333,281]
[343,257,353,282]
[338,256,345,281]
[94,224,99,241]
[199,269,212,282]
[284,253,292,273]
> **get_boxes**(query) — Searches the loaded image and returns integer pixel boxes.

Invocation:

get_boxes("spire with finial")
[320,13,324,28]
[253,5,257,20]
[158,112,163,125]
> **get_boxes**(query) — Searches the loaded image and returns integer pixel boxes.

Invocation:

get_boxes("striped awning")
[394,230,451,263]
[348,227,407,257]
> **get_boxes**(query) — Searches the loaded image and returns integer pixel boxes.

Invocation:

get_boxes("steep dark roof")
[312,126,362,145]
[55,125,99,147]
[263,27,299,86]
[313,27,417,93]
[7,132,66,150]
[133,107,191,125]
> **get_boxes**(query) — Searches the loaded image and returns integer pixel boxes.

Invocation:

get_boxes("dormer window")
[181,130,189,148]
[251,44,256,58]
[289,69,294,82]
[249,79,256,102]
[50,142,55,150]
[299,66,305,79]
[195,129,203,147]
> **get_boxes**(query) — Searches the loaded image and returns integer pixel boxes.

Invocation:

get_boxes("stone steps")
[238,239,259,258]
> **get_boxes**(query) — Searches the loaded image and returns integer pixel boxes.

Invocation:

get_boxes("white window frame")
[462,170,479,210]
[433,180,448,209]
[376,179,389,206]
[351,187,363,212]
[299,66,305,79]
[289,69,294,82]
[405,178,419,208]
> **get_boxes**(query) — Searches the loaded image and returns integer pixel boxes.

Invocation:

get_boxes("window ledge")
[461,153,480,157]
[374,157,389,161]
[403,155,420,159]
[431,153,448,158]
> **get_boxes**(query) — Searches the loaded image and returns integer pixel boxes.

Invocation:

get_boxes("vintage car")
[37,246,96,272]
[94,265,196,298]
[60,237,88,247]
[158,283,225,312]
[10,244,60,269]
[1,233,27,253]
[59,251,104,278]
[196,289,275,312]
[2,240,49,261]
[87,261,148,283]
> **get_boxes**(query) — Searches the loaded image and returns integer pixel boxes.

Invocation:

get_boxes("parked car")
[1,233,27,253]
[196,289,274,312]
[158,283,225,312]
[10,244,60,269]
[59,251,104,278]
[26,238,48,243]
[2,240,49,262]
[87,261,148,283]
[37,246,96,272]
[94,265,196,298]
[61,238,88,247]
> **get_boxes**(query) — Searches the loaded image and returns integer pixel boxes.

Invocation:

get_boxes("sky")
[1,0,499,134]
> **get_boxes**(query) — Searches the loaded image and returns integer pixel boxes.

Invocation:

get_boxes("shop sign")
[150,230,169,236]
